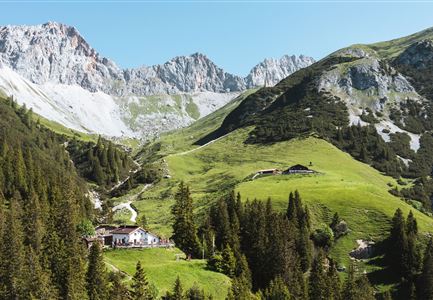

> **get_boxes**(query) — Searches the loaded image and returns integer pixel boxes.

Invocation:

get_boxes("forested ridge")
[67,135,135,189]
[0,97,94,299]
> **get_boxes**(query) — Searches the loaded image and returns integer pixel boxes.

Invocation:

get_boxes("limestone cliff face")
[0,22,314,96]
[0,22,124,94]
[245,54,315,87]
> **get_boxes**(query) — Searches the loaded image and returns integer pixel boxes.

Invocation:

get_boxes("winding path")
[111,184,152,223]
[105,261,132,280]
[172,134,228,156]
[112,201,137,223]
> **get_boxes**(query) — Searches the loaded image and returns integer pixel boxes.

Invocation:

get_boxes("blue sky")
[2,1,433,75]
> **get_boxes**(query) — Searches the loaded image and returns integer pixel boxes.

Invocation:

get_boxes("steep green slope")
[134,127,433,264]
[34,112,98,143]
[104,248,230,299]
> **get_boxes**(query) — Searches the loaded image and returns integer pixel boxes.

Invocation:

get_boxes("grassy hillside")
[35,113,98,142]
[104,248,230,299]
[369,26,433,59]
[134,127,433,268]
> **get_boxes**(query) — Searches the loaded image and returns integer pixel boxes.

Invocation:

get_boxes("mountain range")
[0,22,314,138]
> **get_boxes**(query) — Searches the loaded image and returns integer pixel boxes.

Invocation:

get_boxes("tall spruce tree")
[168,276,185,300]
[86,242,109,300]
[23,246,57,300]
[327,260,342,300]
[131,261,153,300]
[171,182,201,258]
[418,239,433,300]
[388,208,409,278]
[227,275,252,300]
[221,245,236,278]
[109,272,130,300]
[262,276,291,300]
[342,262,374,300]
[0,197,26,299]
[186,283,206,300]
[308,252,329,300]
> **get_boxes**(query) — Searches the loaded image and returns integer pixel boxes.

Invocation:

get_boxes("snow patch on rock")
[375,120,420,151]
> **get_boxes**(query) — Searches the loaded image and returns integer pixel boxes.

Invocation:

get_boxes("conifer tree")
[186,283,205,300]
[109,272,130,300]
[287,259,307,300]
[138,213,148,229]
[23,188,45,252]
[342,262,374,300]
[15,147,28,194]
[286,192,296,222]
[327,260,341,300]
[23,246,57,300]
[171,276,185,300]
[228,275,252,300]
[387,208,408,278]
[235,253,252,287]
[342,263,358,300]
[262,276,291,300]
[418,239,433,300]
[308,252,329,300]
[330,212,341,232]
[407,211,418,235]
[171,182,201,258]
[86,242,109,300]
[221,245,236,278]
[355,274,375,300]
[92,157,105,185]
[131,261,153,300]
[49,181,87,300]
[0,197,26,299]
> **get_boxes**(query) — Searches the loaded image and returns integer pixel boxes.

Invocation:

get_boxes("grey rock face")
[0,22,125,94]
[125,53,246,94]
[394,39,433,69]
[245,55,315,87]
[0,22,314,96]
[332,46,372,59]
[318,57,415,102]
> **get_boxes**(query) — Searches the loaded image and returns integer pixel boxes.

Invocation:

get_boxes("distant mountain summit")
[0,22,124,94]
[246,54,315,87]
[124,53,246,95]
[0,22,314,96]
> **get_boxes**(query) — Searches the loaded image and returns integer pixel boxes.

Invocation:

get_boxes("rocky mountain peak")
[245,54,315,87]
[0,22,314,96]
[0,22,124,93]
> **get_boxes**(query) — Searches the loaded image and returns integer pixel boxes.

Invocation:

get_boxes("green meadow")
[104,248,230,299]
[133,127,433,268]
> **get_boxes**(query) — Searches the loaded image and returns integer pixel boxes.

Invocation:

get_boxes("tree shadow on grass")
[366,239,400,286]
